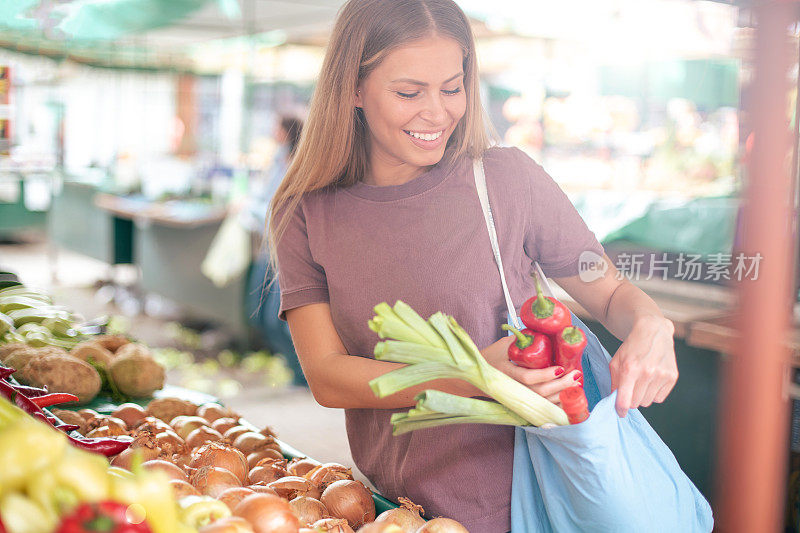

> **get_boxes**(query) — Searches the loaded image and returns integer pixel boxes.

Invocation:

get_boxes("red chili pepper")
[8,383,49,397]
[55,501,153,533]
[501,324,554,369]
[0,379,131,456]
[31,392,79,408]
[0,365,15,380]
[0,516,7,533]
[56,424,81,433]
[520,274,572,335]
[554,326,588,375]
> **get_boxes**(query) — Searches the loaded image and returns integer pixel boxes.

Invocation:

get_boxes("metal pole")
[716,2,797,532]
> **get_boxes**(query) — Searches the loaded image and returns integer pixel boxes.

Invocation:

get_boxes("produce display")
[0,284,166,404]
[0,394,466,533]
[368,278,591,434]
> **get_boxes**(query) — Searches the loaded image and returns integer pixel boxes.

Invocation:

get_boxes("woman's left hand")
[608,314,678,418]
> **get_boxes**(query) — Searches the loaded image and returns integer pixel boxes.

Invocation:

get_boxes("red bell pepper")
[560,386,590,424]
[554,326,587,375]
[501,324,554,369]
[520,274,572,335]
[55,501,153,533]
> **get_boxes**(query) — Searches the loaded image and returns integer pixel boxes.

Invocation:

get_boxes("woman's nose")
[420,93,447,124]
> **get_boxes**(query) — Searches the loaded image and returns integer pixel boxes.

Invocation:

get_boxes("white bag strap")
[472,157,556,330]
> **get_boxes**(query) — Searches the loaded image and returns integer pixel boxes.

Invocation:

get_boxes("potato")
[0,342,28,362]
[22,354,101,403]
[5,347,67,382]
[115,343,151,359]
[146,397,197,422]
[109,351,165,398]
[92,334,131,353]
[70,341,114,367]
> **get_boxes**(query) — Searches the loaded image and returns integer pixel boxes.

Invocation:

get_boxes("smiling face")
[355,35,467,185]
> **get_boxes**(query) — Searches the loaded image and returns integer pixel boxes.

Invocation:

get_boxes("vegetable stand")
[58,385,400,516]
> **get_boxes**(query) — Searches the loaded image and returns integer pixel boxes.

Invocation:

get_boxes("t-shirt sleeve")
[515,149,605,278]
[275,200,329,320]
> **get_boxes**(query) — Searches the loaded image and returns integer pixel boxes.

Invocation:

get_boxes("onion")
[306,463,353,490]
[249,461,289,485]
[186,426,225,450]
[212,417,240,435]
[359,523,405,533]
[110,443,161,470]
[112,403,147,428]
[413,518,469,533]
[248,484,280,497]
[289,496,328,527]
[198,402,233,423]
[191,442,249,484]
[191,466,242,498]
[155,430,187,456]
[135,417,173,435]
[169,479,200,499]
[199,516,255,533]
[233,432,277,455]
[104,416,130,435]
[142,459,188,482]
[172,415,211,440]
[233,493,300,533]
[247,449,285,470]
[267,476,322,501]
[218,487,256,511]
[224,426,252,442]
[287,457,320,478]
[78,408,101,420]
[374,498,425,532]
[320,480,375,529]
[311,518,355,533]
[259,426,277,438]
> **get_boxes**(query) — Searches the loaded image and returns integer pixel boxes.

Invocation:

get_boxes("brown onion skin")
[224,426,252,442]
[307,463,353,490]
[186,426,225,450]
[248,484,280,497]
[234,493,300,533]
[311,518,355,533]
[199,516,255,533]
[112,403,147,428]
[110,444,161,470]
[320,480,375,529]
[155,430,187,456]
[218,487,256,512]
[288,497,328,527]
[198,403,232,423]
[172,416,211,440]
[375,508,425,531]
[212,417,240,435]
[191,442,249,484]
[169,479,200,499]
[104,416,131,435]
[268,476,322,501]
[233,432,279,456]
[413,518,468,533]
[249,462,289,485]
[259,426,277,438]
[191,465,242,498]
[135,417,173,435]
[358,523,406,533]
[142,459,188,482]
[287,457,320,478]
[247,449,285,470]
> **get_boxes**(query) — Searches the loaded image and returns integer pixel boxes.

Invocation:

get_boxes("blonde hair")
[268,0,494,274]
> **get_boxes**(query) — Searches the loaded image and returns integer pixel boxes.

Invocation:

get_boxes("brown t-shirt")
[277,146,604,532]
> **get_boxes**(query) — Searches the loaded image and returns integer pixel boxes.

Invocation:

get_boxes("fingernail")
[574,372,583,381]
[555,367,565,377]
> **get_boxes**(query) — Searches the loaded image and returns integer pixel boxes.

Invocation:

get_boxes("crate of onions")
[54,396,468,533]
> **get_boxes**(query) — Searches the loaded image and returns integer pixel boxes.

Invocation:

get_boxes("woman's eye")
[442,87,462,95]
[396,91,419,99]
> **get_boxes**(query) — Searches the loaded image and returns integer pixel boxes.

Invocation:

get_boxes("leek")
[368,301,569,429]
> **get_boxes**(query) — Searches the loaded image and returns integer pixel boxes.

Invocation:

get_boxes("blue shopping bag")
[509,314,714,532]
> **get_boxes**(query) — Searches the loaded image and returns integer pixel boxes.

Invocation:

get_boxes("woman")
[269,1,678,531]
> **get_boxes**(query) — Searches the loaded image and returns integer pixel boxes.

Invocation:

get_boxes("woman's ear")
[354,88,363,108]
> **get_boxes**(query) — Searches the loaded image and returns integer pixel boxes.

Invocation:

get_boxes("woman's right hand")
[480,336,583,404]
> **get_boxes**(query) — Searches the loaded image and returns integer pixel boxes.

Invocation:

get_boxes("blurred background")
[0,0,795,528]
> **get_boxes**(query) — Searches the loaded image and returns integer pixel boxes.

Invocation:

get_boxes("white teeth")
[406,130,442,141]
